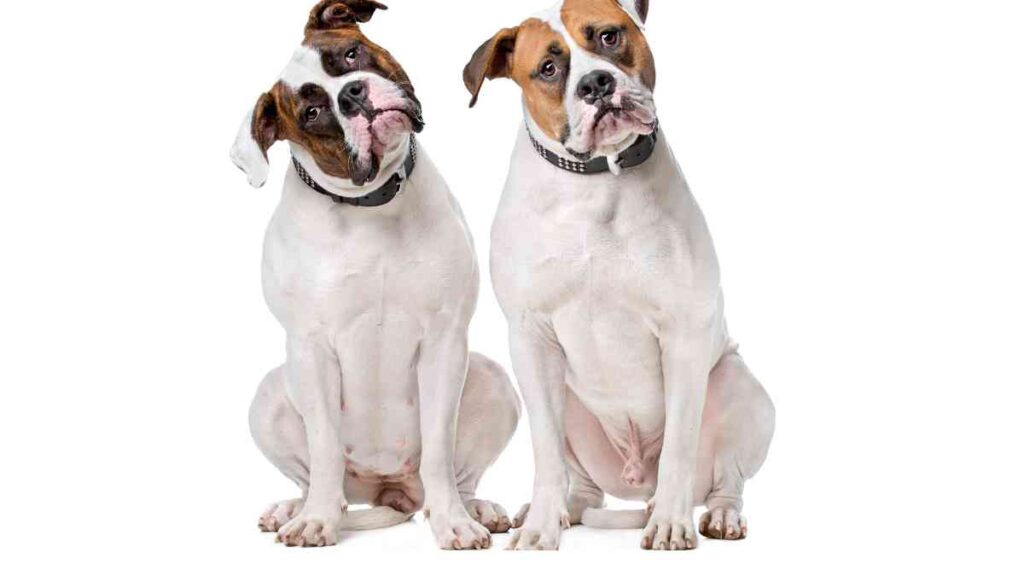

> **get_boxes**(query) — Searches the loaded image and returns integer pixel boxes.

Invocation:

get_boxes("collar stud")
[527,123,659,175]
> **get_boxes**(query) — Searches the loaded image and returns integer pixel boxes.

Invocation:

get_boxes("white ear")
[230,110,270,189]
[619,0,648,26]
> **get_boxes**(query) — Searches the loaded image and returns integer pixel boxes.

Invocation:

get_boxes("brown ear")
[307,0,388,31]
[463,27,519,108]
[251,92,280,157]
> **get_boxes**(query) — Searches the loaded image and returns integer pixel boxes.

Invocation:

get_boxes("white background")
[1,0,1022,573]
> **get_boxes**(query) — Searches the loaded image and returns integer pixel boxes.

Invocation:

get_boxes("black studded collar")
[527,123,658,175]
[292,136,417,208]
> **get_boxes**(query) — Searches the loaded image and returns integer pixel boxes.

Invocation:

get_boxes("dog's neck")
[292,136,416,208]
[523,108,650,177]
[509,120,684,212]
[289,134,414,200]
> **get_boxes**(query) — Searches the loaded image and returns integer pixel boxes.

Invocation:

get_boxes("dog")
[230,0,520,549]
[463,0,775,551]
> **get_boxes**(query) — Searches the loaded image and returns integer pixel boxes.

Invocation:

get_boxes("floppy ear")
[230,93,279,189]
[307,0,388,31]
[463,27,520,108]
[619,0,649,24]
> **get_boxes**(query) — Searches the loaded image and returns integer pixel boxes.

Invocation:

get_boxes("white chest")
[260,176,477,478]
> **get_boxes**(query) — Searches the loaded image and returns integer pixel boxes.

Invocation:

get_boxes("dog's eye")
[540,60,558,79]
[304,107,322,122]
[345,47,359,63]
[600,29,621,48]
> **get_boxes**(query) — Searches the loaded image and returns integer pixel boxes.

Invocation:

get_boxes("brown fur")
[464,27,520,108]
[462,1,656,141]
[464,19,570,142]
[561,0,656,90]
[511,20,571,142]
[258,82,356,179]
[306,0,388,31]
[246,1,418,182]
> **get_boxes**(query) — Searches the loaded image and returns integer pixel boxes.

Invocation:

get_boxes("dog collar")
[291,136,417,208]
[527,123,658,175]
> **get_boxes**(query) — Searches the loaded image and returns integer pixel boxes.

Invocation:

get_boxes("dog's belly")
[555,302,666,436]
[554,300,667,498]
[334,309,424,481]
[494,200,720,500]
[263,232,446,481]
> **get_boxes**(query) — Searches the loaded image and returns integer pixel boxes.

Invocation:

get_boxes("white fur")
[230,110,270,188]
[526,5,658,165]
[237,44,519,550]
[498,2,774,551]
[617,0,647,28]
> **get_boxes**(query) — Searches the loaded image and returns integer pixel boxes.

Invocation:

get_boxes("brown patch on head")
[302,3,417,103]
[306,0,388,31]
[257,81,357,180]
[561,0,655,89]
[242,0,421,184]
[463,19,570,142]
[511,20,572,142]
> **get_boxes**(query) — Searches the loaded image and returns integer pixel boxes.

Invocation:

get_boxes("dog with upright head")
[231,0,520,549]
[464,0,775,550]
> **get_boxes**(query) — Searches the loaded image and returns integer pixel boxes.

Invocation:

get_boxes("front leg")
[418,321,492,550]
[642,329,713,551]
[276,338,348,548]
[507,318,571,551]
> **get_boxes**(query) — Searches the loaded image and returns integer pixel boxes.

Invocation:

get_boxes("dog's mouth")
[346,100,424,186]
[566,92,657,160]
[593,105,621,126]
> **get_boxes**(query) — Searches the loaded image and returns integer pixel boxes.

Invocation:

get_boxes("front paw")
[507,500,569,550]
[428,506,492,550]
[275,499,347,548]
[641,500,697,551]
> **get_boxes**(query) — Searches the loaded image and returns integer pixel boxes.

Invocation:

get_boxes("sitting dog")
[230,0,519,549]
[464,0,775,550]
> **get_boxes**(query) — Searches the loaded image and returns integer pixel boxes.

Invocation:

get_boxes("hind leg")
[451,353,521,534]
[697,351,775,540]
[512,442,606,529]
[249,366,310,532]
[251,366,403,542]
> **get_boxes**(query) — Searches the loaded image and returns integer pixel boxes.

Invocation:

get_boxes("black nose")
[577,71,617,104]
[338,81,368,117]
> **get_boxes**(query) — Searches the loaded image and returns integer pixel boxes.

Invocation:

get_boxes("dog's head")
[231,0,424,189]
[464,0,656,161]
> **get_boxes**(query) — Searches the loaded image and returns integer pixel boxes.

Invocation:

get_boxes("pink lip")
[368,111,414,157]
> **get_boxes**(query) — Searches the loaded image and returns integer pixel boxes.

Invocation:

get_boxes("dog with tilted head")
[231,0,520,549]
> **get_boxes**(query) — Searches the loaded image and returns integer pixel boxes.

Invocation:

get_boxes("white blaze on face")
[534,0,657,160]
[278,45,416,190]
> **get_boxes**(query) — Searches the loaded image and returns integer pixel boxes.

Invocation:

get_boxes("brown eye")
[304,107,321,122]
[540,60,558,78]
[600,29,620,48]
[345,47,359,63]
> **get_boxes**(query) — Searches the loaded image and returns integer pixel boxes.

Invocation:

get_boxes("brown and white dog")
[465,0,775,551]
[230,1,519,549]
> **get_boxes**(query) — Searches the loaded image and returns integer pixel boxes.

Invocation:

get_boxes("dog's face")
[232,0,423,189]
[464,0,656,160]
